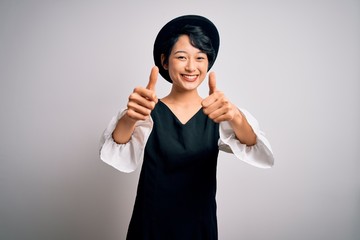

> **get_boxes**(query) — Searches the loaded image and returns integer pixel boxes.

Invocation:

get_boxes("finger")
[146,66,159,91]
[212,114,229,123]
[129,92,156,110]
[208,102,236,122]
[202,90,223,108]
[126,108,148,121]
[208,107,227,120]
[127,101,152,116]
[202,100,220,115]
[133,87,157,102]
[208,72,217,95]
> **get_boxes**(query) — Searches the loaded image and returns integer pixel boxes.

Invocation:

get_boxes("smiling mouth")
[181,74,198,81]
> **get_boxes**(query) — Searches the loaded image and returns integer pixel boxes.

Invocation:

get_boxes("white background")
[1,0,359,239]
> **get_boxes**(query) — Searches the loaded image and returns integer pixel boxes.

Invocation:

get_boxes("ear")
[161,54,168,70]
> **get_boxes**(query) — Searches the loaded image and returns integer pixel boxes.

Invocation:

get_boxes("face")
[162,35,209,91]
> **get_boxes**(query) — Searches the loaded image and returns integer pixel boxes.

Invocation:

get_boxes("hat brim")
[153,15,220,83]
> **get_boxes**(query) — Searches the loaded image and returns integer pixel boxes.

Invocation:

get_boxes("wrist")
[229,108,244,127]
[122,112,138,130]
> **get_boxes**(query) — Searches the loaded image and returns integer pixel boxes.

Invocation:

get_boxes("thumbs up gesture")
[202,72,239,123]
[126,66,159,121]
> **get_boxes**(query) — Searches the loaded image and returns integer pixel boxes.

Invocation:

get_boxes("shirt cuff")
[218,109,274,169]
[99,109,153,173]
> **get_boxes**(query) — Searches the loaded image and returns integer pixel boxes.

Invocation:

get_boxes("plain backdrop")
[1,0,359,239]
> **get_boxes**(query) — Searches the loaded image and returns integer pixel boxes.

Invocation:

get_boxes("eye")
[197,54,207,61]
[177,56,186,60]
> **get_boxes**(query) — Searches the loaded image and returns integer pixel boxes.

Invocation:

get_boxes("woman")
[100,15,274,240]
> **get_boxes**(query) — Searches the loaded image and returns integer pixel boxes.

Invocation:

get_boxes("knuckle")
[126,109,135,117]
[127,101,133,109]
[221,97,229,105]
[225,105,232,112]
[208,112,216,119]
[133,86,141,92]
[149,101,156,110]
[128,92,137,101]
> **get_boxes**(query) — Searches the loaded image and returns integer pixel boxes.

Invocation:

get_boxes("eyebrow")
[173,50,206,55]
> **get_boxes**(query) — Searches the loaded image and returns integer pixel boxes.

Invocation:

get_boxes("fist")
[202,72,240,123]
[126,66,159,121]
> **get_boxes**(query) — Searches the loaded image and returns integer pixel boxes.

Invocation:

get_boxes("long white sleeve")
[218,108,274,168]
[99,110,153,173]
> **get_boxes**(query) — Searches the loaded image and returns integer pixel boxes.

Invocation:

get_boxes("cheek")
[167,63,179,75]
[200,63,209,73]
[201,60,209,70]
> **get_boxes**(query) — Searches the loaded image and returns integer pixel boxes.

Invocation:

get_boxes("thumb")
[146,66,159,90]
[208,72,217,95]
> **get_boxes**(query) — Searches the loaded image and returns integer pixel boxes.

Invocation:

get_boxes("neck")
[163,88,202,107]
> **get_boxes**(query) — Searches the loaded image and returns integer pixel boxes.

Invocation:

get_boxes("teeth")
[183,75,197,80]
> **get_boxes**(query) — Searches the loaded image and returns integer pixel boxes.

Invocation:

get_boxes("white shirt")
[100,108,274,173]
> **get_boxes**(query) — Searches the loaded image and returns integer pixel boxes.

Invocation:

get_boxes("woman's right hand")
[126,66,159,121]
[112,67,159,144]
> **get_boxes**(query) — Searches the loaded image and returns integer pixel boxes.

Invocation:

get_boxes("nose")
[185,59,196,72]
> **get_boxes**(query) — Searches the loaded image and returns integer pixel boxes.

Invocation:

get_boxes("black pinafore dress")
[126,100,220,240]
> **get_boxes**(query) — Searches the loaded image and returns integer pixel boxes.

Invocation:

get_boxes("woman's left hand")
[202,72,257,145]
[202,72,242,123]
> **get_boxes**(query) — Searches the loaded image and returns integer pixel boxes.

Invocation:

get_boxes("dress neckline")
[158,99,203,126]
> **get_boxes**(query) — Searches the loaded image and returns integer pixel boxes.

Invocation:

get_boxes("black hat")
[153,15,220,83]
